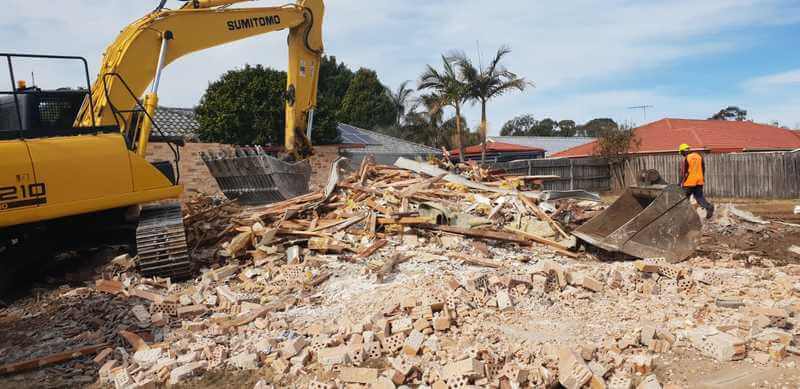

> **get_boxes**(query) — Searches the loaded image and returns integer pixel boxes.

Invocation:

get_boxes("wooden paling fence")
[496,151,800,199]
[494,158,611,192]
[616,151,800,199]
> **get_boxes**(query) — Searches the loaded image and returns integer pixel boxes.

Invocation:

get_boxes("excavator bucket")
[573,184,702,263]
[201,146,311,205]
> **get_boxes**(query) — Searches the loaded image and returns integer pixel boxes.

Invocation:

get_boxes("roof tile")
[553,119,800,157]
[449,141,544,155]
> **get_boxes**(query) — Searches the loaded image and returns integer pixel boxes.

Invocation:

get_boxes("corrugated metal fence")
[617,151,800,198]
[495,151,800,198]
[494,158,611,191]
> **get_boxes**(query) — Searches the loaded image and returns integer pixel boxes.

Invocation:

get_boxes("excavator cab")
[0,54,190,281]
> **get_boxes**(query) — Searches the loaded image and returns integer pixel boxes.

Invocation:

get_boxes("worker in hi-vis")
[679,143,715,219]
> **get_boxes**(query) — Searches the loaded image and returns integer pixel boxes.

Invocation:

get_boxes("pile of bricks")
[1,157,800,389]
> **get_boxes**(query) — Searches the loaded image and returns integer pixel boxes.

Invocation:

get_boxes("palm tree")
[418,55,469,162]
[455,46,531,163]
[404,93,448,147]
[385,81,414,126]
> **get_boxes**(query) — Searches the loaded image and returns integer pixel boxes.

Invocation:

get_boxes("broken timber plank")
[308,237,351,253]
[249,192,325,219]
[338,183,383,196]
[398,173,447,198]
[455,253,502,268]
[0,343,110,376]
[372,171,404,186]
[413,224,531,245]
[357,239,388,258]
[377,216,434,225]
[518,194,569,239]
[504,227,578,258]
[277,229,332,238]
[311,214,366,233]
[377,178,422,189]
[357,154,373,185]
[365,199,392,215]
[119,330,149,351]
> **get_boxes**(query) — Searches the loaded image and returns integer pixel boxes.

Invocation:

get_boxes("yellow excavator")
[0,0,324,283]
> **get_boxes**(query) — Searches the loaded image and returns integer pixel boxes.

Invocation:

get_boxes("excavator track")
[135,202,193,280]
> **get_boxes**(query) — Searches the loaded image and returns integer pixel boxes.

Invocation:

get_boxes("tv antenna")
[628,105,653,122]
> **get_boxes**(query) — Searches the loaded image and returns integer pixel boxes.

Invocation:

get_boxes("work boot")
[706,204,715,219]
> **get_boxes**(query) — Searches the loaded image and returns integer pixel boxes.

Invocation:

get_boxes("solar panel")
[338,124,380,145]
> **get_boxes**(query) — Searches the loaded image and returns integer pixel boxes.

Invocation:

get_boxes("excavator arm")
[74,0,323,159]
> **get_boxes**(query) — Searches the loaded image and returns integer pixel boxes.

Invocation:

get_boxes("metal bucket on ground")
[573,178,702,263]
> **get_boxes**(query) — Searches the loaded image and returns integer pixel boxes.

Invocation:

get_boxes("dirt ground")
[729,199,800,223]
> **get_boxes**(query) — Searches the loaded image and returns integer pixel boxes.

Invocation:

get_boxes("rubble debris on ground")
[701,203,800,266]
[0,158,799,388]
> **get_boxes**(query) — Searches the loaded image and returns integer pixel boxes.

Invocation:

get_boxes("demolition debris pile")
[1,158,799,389]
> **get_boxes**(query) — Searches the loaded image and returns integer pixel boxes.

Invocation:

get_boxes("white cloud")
[743,69,800,92]
[2,0,799,133]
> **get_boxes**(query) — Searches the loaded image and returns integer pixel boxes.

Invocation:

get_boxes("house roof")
[553,118,800,158]
[489,136,596,156]
[153,107,200,141]
[449,141,545,156]
[337,123,441,155]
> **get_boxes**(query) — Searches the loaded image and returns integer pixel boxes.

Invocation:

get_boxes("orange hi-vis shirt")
[683,152,705,187]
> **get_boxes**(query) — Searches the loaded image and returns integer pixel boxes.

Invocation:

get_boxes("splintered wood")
[195,156,585,269]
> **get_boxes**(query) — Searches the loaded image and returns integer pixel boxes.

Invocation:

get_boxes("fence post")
[569,159,575,190]
[527,159,532,176]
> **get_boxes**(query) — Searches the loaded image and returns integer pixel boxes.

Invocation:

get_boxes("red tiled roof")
[553,119,800,158]
[450,141,544,156]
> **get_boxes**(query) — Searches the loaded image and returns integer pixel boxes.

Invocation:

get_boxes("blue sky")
[3,0,800,134]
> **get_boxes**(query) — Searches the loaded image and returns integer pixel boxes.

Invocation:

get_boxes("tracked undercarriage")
[135,202,193,280]
[0,204,193,294]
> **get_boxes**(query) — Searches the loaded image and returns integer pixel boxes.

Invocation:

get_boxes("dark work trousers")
[684,185,713,211]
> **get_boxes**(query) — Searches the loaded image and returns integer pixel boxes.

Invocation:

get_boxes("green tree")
[500,114,537,136]
[578,118,618,137]
[390,93,468,150]
[418,55,469,161]
[533,118,558,136]
[385,81,414,126]
[455,46,531,163]
[196,64,287,145]
[709,106,748,121]
[557,120,577,136]
[313,55,354,144]
[499,115,559,136]
[402,93,446,147]
[594,122,641,189]
[196,56,354,145]
[338,68,397,130]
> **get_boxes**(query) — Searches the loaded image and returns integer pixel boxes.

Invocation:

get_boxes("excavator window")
[0,53,117,140]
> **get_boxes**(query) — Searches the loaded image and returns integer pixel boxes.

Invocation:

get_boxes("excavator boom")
[75,0,324,158]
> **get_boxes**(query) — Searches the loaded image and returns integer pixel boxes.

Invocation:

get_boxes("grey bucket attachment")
[201,146,311,205]
[573,184,702,263]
